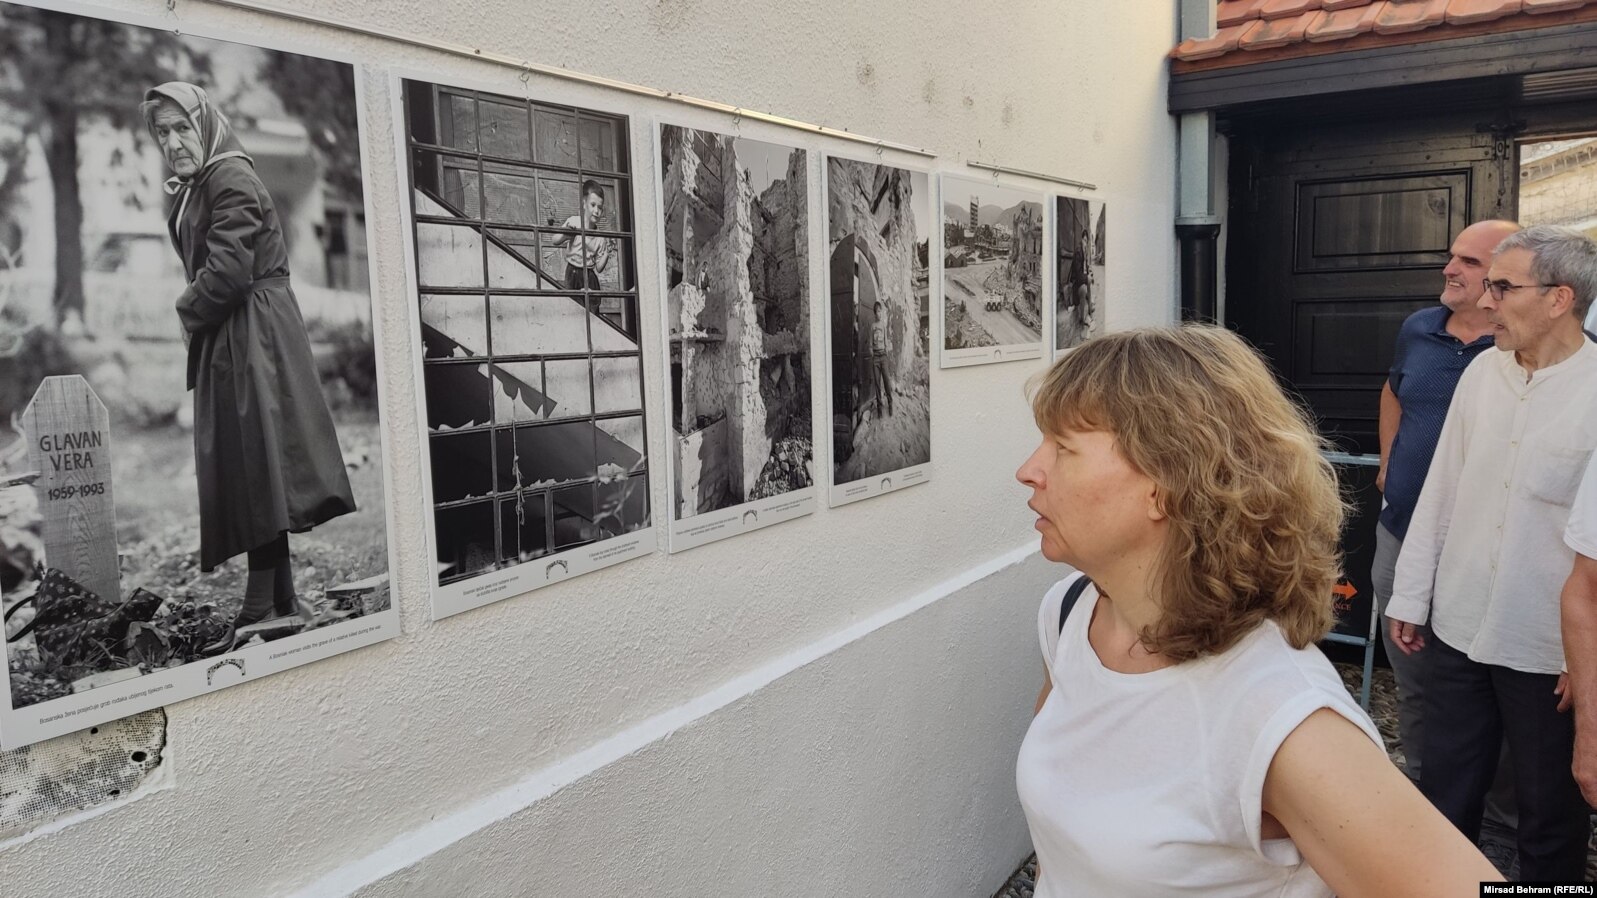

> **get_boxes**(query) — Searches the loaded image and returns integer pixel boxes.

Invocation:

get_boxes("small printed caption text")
[270,624,382,660]
[37,682,174,723]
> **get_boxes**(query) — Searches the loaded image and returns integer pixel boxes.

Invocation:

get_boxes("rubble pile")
[750,436,814,500]
[944,301,996,350]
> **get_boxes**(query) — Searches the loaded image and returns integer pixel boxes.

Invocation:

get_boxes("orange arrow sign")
[1332,579,1358,601]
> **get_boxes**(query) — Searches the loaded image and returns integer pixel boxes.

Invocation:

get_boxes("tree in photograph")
[0,6,209,327]
[260,53,363,201]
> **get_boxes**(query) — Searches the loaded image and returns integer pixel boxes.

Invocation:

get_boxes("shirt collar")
[1431,308,1493,347]
[1496,337,1597,386]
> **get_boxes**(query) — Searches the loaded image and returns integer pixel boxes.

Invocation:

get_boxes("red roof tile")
[1173,0,1597,65]
[1218,0,1271,25]
[1261,0,1322,17]
[1241,10,1317,46]
[1308,2,1384,38]
[1173,21,1265,59]
[1445,0,1523,24]
[1374,0,1451,33]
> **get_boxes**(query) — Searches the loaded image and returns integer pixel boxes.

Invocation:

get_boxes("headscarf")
[142,82,252,223]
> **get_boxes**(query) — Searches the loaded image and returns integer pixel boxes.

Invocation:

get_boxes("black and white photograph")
[938,175,1045,367]
[399,76,654,618]
[0,1,395,748]
[824,157,932,507]
[1056,195,1106,354]
[657,125,814,552]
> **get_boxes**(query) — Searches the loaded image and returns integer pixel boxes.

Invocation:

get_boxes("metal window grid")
[403,81,650,584]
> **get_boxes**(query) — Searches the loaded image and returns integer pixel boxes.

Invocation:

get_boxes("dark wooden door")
[1225,114,1517,454]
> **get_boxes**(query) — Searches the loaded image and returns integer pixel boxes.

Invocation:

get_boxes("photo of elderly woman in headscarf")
[141,81,355,655]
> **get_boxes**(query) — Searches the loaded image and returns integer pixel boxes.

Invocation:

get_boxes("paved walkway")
[994,664,1597,895]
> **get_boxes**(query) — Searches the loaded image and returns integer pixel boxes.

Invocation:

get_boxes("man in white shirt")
[1386,225,1597,881]
[1372,219,1516,787]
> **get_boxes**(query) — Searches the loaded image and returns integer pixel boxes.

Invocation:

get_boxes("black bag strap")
[4,592,38,642]
[1058,574,1095,636]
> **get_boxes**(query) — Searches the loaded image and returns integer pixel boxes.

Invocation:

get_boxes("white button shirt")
[1387,341,1597,675]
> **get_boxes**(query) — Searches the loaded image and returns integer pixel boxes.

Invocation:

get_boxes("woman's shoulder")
[1192,623,1379,756]
[1036,573,1090,622]
[1202,622,1352,705]
[199,158,266,196]
[1035,573,1093,661]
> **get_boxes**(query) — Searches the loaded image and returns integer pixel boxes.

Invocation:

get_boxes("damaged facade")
[1009,204,1043,329]
[662,128,811,518]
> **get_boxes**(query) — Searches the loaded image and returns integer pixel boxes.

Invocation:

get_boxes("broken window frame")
[403,81,650,584]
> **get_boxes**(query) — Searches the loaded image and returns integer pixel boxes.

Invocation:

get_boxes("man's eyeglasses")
[1482,279,1560,301]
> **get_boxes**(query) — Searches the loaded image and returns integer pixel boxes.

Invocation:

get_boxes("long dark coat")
[169,157,355,571]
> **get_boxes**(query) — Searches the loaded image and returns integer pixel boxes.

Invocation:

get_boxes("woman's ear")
[1146,482,1168,523]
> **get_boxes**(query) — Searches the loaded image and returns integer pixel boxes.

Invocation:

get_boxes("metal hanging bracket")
[966,160,1096,191]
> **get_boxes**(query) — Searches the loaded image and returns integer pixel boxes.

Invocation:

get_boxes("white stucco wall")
[1,0,1178,895]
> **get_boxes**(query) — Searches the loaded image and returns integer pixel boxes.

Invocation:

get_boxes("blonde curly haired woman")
[1015,325,1500,896]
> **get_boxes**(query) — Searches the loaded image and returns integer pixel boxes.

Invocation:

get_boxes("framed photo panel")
[822,156,932,507]
[0,0,397,748]
[655,124,816,552]
[1055,194,1107,355]
[938,175,1046,367]
[395,75,655,619]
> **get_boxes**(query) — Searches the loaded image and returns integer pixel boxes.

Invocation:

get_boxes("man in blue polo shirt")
[1374,218,1520,783]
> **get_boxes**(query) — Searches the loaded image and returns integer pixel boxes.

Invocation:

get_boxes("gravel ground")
[992,662,1596,896]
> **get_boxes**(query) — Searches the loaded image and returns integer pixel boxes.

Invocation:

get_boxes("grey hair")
[138,96,178,134]
[1494,224,1597,320]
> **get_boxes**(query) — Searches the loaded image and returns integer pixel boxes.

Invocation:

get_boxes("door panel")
[1296,173,1468,272]
[1292,299,1424,382]
[1226,115,1514,454]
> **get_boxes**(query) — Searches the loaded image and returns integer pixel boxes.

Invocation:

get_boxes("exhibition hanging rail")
[187,0,938,159]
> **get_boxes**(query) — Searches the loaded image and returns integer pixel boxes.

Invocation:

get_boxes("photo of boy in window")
[553,179,615,290]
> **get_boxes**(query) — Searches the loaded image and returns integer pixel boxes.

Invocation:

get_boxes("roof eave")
[1170,9,1597,114]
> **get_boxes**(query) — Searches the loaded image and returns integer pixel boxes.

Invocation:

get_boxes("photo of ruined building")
[826,158,932,487]
[405,80,650,588]
[659,127,811,521]
[940,177,1044,358]
[1056,196,1106,353]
